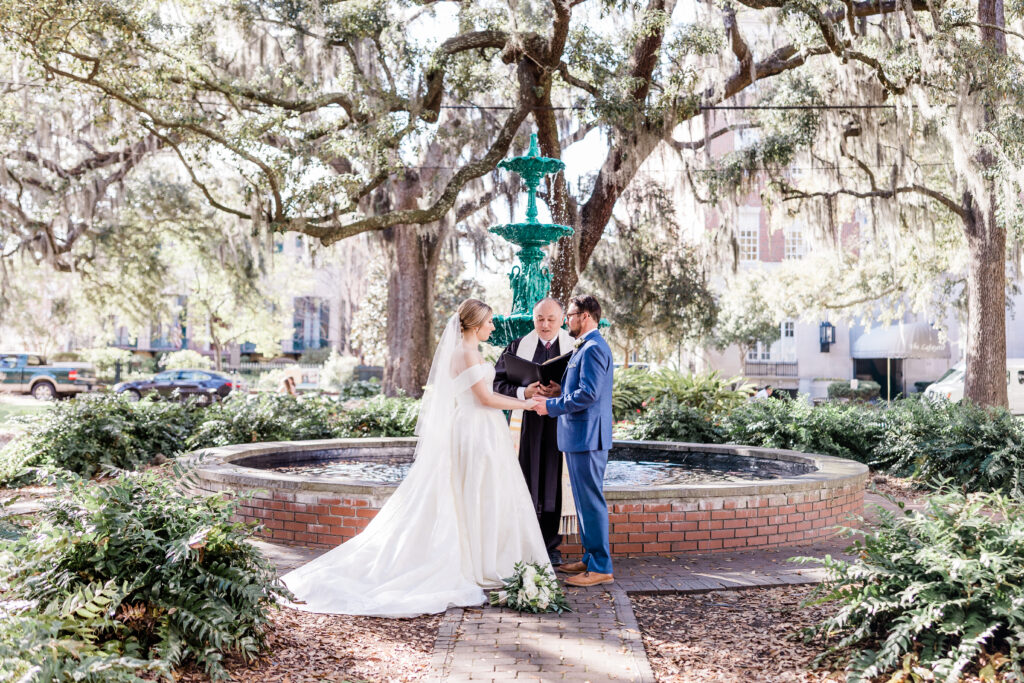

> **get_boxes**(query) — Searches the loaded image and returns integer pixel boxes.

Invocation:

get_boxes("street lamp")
[819,321,836,352]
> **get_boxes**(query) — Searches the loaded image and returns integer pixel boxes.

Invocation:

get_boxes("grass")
[0,400,48,429]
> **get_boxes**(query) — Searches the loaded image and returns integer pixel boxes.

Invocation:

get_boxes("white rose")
[517,589,528,605]
[523,565,538,583]
[524,581,539,601]
[537,586,551,610]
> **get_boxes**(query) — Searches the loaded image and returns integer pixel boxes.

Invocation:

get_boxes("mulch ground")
[632,585,844,683]
[175,607,440,682]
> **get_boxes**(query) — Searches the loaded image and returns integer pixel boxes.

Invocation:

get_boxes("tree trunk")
[380,173,440,397]
[962,193,1008,408]
[960,0,1008,408]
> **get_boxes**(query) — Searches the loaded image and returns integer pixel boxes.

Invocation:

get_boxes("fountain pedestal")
[488,134,573,348]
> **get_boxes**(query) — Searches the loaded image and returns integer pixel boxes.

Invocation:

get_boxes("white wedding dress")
[281,315,551,617]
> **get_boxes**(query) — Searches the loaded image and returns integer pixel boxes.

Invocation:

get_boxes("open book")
[502,351,572,386]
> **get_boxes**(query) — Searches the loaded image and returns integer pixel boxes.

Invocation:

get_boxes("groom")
[535,294,614,587]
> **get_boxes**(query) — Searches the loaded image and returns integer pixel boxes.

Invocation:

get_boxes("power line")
[0,80,896,113]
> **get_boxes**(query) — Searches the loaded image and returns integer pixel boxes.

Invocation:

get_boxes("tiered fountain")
[487,134,574,348]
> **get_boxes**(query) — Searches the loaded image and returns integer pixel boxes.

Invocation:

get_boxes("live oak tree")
[0,0,972,395]
[691,0,1024,408]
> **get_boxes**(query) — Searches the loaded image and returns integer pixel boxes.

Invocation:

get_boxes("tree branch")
[670,123,758,151]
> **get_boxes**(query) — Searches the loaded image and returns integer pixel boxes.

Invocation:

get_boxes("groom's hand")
[534,399,549,416]
[523,381,543,399]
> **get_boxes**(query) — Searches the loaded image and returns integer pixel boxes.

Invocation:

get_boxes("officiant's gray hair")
[533,297,563,313]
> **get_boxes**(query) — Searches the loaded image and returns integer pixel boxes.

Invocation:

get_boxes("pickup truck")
[0,352,97,400]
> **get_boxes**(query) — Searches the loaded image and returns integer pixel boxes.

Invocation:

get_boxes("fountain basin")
[186,438,867,556]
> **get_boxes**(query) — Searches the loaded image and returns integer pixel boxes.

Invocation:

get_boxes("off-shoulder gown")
[281,364,551,617]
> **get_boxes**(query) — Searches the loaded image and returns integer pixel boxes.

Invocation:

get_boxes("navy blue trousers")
[565,449,612,574]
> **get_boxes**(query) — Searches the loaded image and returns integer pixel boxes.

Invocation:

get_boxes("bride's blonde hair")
[458,299,492,332]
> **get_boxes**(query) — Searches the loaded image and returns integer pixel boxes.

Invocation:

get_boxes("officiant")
[493,297,575,566]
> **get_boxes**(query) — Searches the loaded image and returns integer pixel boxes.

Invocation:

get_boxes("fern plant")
[796,488,1024,682]
[1,470,289,680]
[0,579,168,682]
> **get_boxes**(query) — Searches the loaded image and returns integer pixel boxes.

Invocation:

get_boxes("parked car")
[924,359,1024,414]
[0,352,97,400]
[114,369,237,405]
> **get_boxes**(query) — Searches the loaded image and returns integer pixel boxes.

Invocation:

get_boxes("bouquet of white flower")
[488,561,571,613]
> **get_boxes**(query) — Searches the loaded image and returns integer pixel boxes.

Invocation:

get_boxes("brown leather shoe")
[564,571,614,587]
[557,561,588,574]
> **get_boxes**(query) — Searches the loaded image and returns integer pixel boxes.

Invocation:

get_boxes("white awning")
[851,322,950,359]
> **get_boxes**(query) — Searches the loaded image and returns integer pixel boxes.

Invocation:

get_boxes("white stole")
[510,329,578,537]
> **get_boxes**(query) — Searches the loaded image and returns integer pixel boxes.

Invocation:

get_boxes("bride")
[281,299,554,617]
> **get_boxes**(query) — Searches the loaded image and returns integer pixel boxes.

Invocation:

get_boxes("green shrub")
[722,398,884,463]
[612,366,658,420]
[0,395,196,484]
[826,380,881,401]
[187,393,343,448]
[0,471,288,679]
[798,489,1024,682]
[0,585,167,682]
[612,368,753,420]
[874,398,1024,496]
[616,398,726,443]
[335,394,419,438]
[338,378,383,400]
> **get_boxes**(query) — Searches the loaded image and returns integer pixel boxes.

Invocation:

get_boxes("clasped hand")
[523,381,559,414]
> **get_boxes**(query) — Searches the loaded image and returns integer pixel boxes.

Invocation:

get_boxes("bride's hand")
[524,397,541,411]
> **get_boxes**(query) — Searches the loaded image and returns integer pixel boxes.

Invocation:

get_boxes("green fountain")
[488,134,574,348]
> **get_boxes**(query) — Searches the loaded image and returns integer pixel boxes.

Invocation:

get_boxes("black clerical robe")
[493,335,564,553]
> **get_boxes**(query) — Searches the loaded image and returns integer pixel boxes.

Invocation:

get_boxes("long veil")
[414,313,461,449]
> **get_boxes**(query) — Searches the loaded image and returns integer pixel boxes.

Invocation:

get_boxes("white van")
[924,359,1024,414]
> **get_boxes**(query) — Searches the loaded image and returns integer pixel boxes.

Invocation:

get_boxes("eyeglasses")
[566,311,584,319]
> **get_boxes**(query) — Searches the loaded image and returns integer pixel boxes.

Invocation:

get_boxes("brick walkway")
[258,533,859,683]
[252,493,919,682]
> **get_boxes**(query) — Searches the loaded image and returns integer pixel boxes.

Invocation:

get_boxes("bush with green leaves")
[612,366,659,420]
[0,584,168,682]
[0,394,196,485]
[612,367,753,420]
[722,398,884,463]
[187,393,343,448]
[334,394,419,438]
[0,471,289,679]
[798,489,1024,682]
[826,379,881,402]
[338,378,383,400]
[616,398,726,443]
[873,398,1024,496]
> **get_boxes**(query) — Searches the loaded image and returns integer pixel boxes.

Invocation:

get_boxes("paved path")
[258,533,860,683]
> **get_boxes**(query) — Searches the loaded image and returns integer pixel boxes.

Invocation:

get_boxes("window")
[746,341,772,361]
[1017,370,1024,385]
[179,371,210,381]
[0,356,17,369]
[784,223,806,260]
[737,207,760,262]
[154,371,176,382]
[783,321,795,338]
[26,355,41,366]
